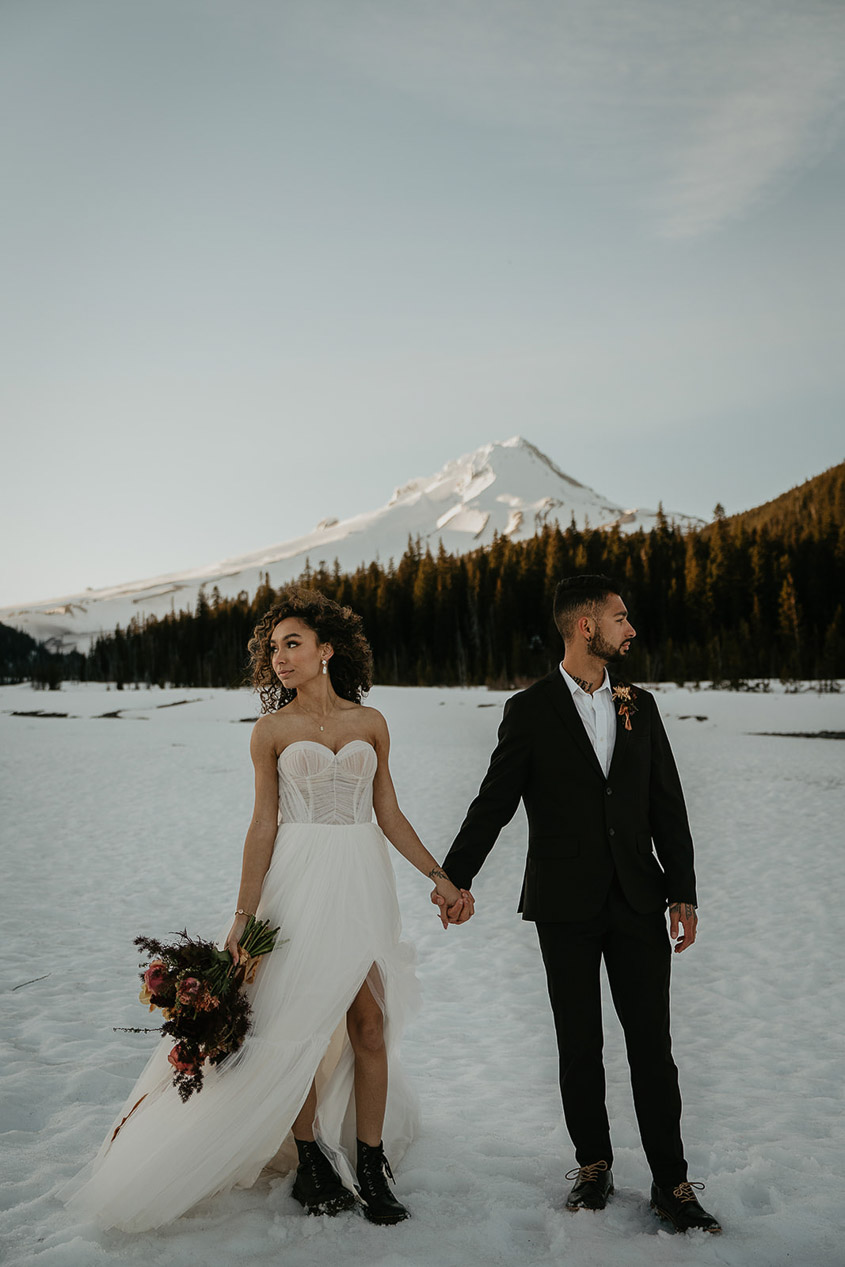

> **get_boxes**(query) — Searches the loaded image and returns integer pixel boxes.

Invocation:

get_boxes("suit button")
[606,787,613,796]
[608,827,616,837]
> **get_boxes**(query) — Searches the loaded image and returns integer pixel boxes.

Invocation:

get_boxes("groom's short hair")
[553,574,622,642]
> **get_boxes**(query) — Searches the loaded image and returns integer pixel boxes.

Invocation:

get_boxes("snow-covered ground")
[1,681,843,1267]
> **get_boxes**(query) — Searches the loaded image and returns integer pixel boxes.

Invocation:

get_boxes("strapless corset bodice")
[277,740,377,825]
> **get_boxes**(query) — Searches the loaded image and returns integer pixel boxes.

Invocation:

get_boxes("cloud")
[290,0,845,238]
[656,24,845,238]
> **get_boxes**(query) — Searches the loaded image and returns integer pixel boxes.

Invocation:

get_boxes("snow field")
[1,681,843,1267]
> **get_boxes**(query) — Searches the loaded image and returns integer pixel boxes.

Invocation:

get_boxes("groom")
[437,575,720,1234]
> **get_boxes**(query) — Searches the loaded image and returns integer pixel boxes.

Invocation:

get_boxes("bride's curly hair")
[248,588,373,714]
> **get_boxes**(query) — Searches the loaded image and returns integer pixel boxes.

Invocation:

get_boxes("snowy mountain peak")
[1,437,705,650]
[389,436,585,514]
[505,436,588,490]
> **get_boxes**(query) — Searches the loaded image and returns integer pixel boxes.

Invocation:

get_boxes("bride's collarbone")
[269,702,376,755]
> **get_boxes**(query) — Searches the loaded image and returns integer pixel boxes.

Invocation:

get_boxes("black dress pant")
[536,878,686,1188]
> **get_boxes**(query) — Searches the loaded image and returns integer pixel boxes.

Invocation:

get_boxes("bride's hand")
[431,880,474,928]
[225,913,250,965]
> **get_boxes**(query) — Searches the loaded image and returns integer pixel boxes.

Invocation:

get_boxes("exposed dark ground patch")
[11,974,51,991]
[10,710,70,718]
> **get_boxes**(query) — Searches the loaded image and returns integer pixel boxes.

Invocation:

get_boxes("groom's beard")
[589,631,631,664]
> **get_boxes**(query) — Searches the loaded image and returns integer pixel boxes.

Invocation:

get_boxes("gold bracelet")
[235,908,254,918]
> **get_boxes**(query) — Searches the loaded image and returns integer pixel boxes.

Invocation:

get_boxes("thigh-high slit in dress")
[62,740,420,1232]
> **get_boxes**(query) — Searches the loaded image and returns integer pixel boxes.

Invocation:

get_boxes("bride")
[63,588,472,1232]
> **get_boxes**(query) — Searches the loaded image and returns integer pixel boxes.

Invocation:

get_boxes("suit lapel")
[543,670,607,781]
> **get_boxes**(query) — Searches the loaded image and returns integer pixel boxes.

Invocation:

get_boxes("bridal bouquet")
[128,917,281,1101]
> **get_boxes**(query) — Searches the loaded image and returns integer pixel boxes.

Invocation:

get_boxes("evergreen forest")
[4,461,844,691]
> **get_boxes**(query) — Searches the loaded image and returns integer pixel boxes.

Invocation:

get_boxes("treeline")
[8,461,844,691]
[0,621,85,689]
[714,459,845,538]
[81,511,843,689]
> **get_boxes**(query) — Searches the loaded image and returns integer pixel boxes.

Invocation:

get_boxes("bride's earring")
[321,660,328,675]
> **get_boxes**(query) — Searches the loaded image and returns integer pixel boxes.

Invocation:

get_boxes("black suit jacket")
[442,670,697,922]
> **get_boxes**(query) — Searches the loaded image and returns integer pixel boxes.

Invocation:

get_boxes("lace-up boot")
[355,1139,409,1224]
[565,1160,614,1210]
[650,1181,722,1233]
[292,1138,356,1216]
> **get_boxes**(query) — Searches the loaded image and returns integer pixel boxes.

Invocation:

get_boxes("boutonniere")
[612,683,638,731]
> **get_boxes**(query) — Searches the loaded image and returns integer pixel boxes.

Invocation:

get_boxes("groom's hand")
[668,900,698,952]
[431,888,475,926]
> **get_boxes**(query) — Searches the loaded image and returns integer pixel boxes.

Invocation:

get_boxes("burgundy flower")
[177,976,203,1006]
[143,962,170,995]
[167,1043,198,1075]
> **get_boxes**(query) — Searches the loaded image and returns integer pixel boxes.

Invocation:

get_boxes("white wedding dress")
[62,739,421,1232]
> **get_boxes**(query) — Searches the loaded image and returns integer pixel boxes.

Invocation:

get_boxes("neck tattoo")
[571,673,596,695]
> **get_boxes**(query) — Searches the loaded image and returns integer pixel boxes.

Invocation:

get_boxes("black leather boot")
[650,1181,721,1233]
[291,1138,356,1216]
[565,1160,614,1210]
[355,1139,409,1224]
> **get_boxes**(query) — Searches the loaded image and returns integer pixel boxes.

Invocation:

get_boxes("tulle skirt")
[61,820,421,1231]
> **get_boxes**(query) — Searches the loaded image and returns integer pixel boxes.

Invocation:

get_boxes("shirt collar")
[559,663,612,697]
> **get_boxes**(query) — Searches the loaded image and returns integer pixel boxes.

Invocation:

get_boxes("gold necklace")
[294,695,335,732]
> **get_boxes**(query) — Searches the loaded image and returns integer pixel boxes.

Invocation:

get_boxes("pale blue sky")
[2,0,844,606]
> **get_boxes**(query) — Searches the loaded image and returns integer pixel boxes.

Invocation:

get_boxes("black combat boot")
[291,1138,356,1216]
[355,1139,409,1224]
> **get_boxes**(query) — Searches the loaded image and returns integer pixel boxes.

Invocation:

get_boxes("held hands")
[430,883,475,929]
[668,900,698,953]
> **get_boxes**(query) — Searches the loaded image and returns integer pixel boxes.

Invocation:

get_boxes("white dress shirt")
[559,663,617,778]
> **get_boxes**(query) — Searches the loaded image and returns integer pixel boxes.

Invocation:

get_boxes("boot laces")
[301,1143,335,1186]
[565,1160,609,1184]
[672,1181,705,1203]
[361,1145,394,1186]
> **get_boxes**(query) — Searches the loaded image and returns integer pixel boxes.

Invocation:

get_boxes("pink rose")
[177,976,203,1006]
[167,1043,198,1074]
[143,962,169,995]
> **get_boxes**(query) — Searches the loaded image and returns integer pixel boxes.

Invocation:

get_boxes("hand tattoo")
[669,902,696,920]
